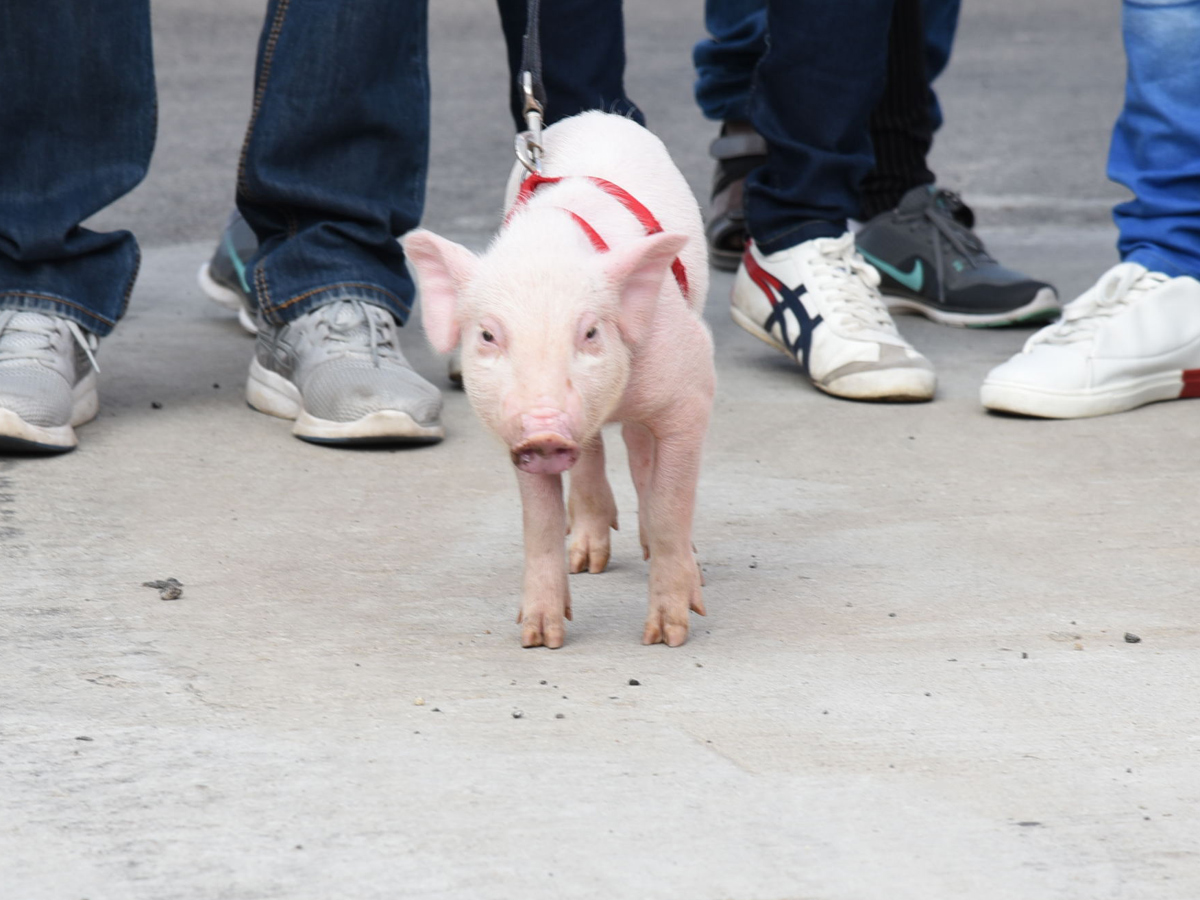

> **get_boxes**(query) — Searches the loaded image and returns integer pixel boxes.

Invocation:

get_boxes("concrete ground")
[4,2,1199,898]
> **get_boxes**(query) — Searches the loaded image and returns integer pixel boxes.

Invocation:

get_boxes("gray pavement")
[6,2,1200,899]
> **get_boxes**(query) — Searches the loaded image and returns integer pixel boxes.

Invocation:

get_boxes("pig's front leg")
[641,426,707,648]
[516,471,571,648]
[567,436,619,574]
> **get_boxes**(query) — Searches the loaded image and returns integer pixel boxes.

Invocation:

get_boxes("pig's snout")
[511,433,580,474]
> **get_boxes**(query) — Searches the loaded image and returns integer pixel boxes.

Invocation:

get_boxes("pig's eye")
[584,326,598,341]
[480,329,495,343]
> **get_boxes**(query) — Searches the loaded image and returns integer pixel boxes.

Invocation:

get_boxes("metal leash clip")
[515,71,544,174]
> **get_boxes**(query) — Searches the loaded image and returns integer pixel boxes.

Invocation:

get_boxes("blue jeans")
[0,0,430,336]
[1110,0,1200,278]
[693,0,958,128]
[694,0,960,251]
[495,0,642,130]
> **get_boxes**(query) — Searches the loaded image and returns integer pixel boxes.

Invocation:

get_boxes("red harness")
[506,173,690,301]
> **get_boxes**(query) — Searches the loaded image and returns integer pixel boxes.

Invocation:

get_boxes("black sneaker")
[197,211,259,335]
[855,185,1060,327]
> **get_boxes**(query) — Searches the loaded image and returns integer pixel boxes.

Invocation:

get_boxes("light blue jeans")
[1110,0,1200,278]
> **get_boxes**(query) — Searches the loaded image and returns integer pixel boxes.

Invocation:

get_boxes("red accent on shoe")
[508,173,690,301]
[740,241,784,307]
[1181,368,1200,398]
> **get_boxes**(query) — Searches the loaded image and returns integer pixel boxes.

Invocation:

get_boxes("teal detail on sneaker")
[224,230,251,294]
[859,250,924,293]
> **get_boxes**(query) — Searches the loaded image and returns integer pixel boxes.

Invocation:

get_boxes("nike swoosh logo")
[859,250,924,293]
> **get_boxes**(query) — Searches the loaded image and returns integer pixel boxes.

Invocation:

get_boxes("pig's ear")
[604,232,689,345]
[402,229,480,354]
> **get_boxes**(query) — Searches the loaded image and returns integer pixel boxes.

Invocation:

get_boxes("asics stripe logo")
[743,249,822,374]
[860,250,924,293]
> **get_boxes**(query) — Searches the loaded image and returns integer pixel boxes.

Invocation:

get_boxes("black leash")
[516,0,546,173]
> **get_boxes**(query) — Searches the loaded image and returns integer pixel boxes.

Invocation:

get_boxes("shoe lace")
[1028,263,1168,348]
[809,233,897,332]
[895,188,992,304]
[0,309,100,372]
[310,298,403,368]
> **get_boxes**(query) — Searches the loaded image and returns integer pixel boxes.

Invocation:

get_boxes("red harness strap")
[507,173,690,301]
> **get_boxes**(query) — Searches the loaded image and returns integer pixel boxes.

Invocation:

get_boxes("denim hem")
[0,291,114,336]
[1122,246,1200,280]
[753,219,848,255]
[259,282,413,326]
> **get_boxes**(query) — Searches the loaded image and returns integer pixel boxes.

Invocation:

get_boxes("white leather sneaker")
[731,233,935,401]
[981,262,1200,418]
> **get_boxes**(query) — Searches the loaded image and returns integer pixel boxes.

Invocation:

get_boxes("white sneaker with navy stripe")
[731,232,936,401]
[982,262,1200,418]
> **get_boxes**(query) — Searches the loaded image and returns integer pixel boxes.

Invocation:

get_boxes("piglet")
[403,111,715,648]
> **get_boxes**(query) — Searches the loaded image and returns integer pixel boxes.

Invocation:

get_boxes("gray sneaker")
[0,311,99,453]
[247,298,444,445]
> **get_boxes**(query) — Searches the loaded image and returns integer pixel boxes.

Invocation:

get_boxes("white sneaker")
[981,262,1200,418]
[0,311,99,452]
[248,298,444,444]
[731,233,935,400]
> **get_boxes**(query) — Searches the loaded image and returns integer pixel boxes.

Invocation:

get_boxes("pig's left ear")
[402,229,480,353]
[604,232,689,344]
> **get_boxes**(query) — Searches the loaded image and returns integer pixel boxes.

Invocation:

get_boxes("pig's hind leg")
[567,436,619,575]
[516,471,572,648]
[622,422,655,562]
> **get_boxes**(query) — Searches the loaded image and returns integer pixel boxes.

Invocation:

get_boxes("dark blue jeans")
[694,0,960,251]
[495,0,642,129]
[0,0,430,335]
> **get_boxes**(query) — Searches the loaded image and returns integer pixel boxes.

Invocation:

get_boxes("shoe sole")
[246,358,445,444]
[197,262,258,336]
[730,305,934,402]
[885,286,1061,328]
[981,368,1197,419]
[0,372,98,453]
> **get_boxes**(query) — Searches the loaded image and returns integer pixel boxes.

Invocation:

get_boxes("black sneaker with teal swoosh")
[855,185,1060,328]
[197,211,259,335]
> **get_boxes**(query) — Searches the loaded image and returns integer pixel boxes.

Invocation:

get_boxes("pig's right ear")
[402,230,480,354]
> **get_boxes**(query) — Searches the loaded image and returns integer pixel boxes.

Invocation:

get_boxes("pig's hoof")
[642,617,689,647]
[568,529,611,574]
[518,609,567,649]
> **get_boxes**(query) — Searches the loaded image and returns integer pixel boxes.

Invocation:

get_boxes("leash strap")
[515,0,546,173]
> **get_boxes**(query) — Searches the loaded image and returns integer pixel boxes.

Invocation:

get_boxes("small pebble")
[555,713,565,719]
[142,578,183,601]
[431,708,441,713]
[1124,633,1141,644]
[628,678,640,686]
[888,613,897,618]
[414,698,425,706]
[539,680,547,685]
[151,401,162,409]
[512,710,524,719]
[212,383,220,389]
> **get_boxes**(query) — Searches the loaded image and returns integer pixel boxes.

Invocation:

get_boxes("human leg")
[981,0,1200,418]
[0,1,154,451]
[495,0,642,129]
[730,0,935,402]
[236,0,443,444]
